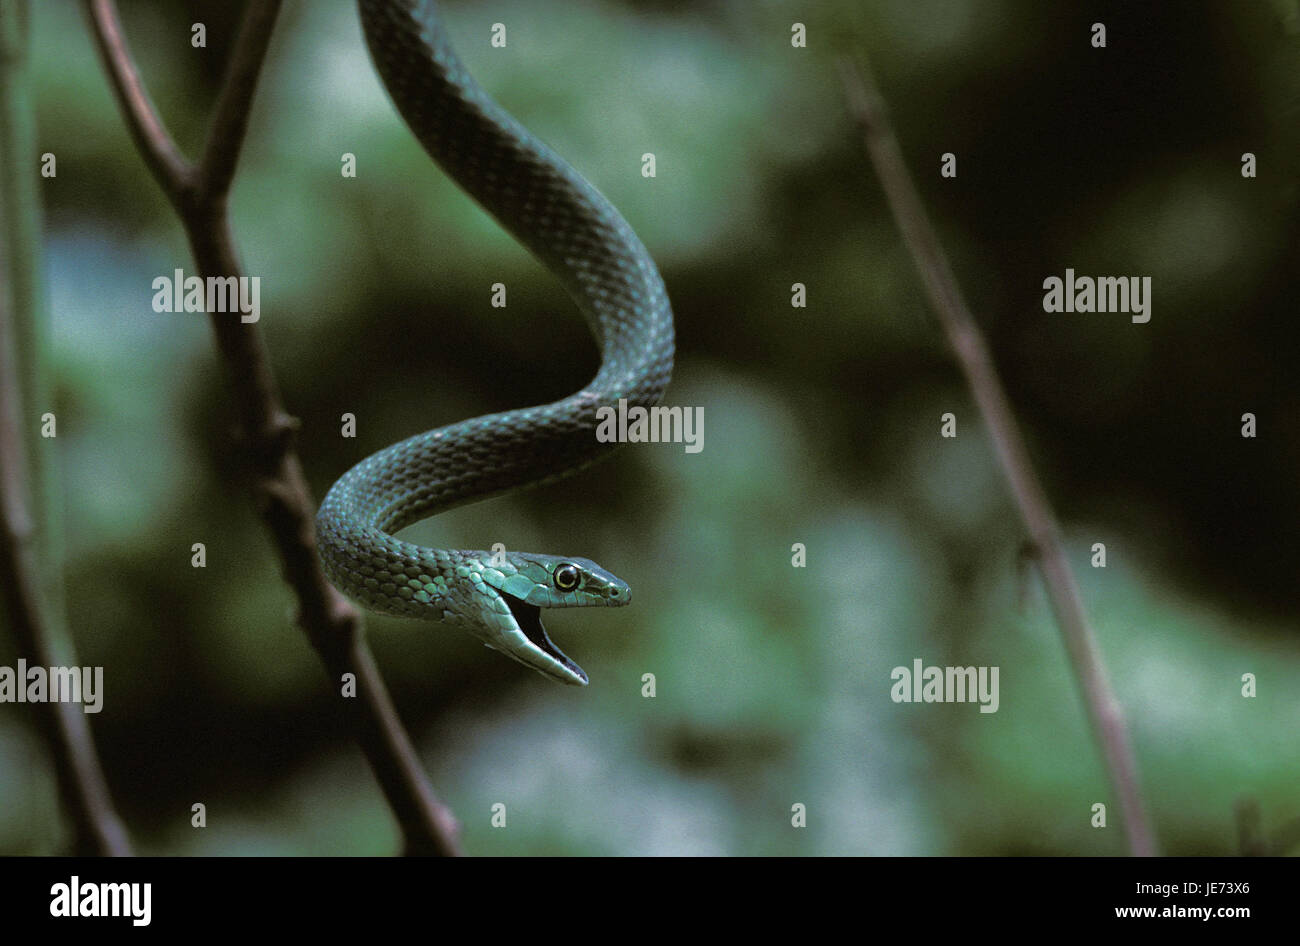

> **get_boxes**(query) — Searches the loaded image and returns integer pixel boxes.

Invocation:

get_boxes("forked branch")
[85,0,459,856]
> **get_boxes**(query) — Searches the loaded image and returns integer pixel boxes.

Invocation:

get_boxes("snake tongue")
[503,594,588,685]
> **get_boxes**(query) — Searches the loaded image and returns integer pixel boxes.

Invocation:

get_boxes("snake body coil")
[316,0,674,684]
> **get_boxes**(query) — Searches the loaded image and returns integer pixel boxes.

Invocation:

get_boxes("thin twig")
[0,0,131,856]
[0,251,134,858]
[838,56,1157,857]
[85,0,460,856]
[83,0,191,198]
[196,0,280,202]
[0,462,133,858]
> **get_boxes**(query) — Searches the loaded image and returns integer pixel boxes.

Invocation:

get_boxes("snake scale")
[316,0,674,685]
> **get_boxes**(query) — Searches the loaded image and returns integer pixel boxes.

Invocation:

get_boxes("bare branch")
[838,56,1157,857]
[84,0,460,855]
[84,0,193,199]
[0,307,134,857]
[1,0,131,857]
[197,0,282,202]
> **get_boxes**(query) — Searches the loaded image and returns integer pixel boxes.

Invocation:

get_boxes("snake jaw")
[501,592,589,686]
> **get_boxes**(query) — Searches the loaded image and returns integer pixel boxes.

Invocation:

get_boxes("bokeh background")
[1,0,1297,855]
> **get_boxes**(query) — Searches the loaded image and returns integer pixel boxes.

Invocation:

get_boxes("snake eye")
[554,564,580,592]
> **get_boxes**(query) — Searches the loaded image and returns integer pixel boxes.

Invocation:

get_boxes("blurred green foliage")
[1,0,1297,855]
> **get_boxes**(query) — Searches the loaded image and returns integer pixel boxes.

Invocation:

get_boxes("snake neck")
[357,0,674,369]
[319,0,674,617]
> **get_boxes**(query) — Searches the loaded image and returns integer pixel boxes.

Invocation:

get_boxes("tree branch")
[838,56,1157,857]
[0,0,131,855]
[84,0,460,856]
[0,433,133,857]
[83,0,192,199]
[196,0,280,202]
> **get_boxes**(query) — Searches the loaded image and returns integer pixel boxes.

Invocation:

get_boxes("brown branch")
[0,505,133,856]
[838,57,1157,857]
[84,0,460,856]
[0,269,133,858]
[83,0,191,199]
[0,502,132,857]
[0,0,131,857]
[196,0,280,202]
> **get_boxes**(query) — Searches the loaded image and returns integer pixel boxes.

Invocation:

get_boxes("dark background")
[1,0,1296,854]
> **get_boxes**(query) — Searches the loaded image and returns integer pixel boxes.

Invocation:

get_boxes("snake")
[315,0,674,686]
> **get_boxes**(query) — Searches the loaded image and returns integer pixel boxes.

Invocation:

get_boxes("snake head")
[477,554,630,686]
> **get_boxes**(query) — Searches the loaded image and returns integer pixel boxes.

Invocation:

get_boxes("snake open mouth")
[502,593,588,684]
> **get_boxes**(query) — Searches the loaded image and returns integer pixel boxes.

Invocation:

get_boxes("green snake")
[316,0,674,685]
